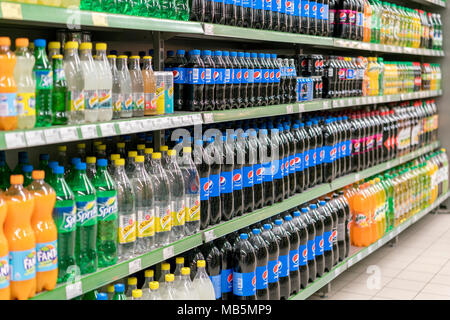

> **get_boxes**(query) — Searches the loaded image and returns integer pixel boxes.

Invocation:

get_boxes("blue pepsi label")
[166,67,186,84]
[316,2,323,20]
[264,0,272,11]
[289,154,295,174]
[254,163,263,184]
[301,0,309,17]
[232,168,243,190]
[262,68,270,84]
[315,235,324,256]
[273,159,282,180]
[209,174,220,197]
[323,231,333,252]
[225,0,234,4]
[304,150,310,169]
[253,67,262,84]
[204,68,214,84]
[213,68,225,85]
[279,0,286,13]
[269,68,275,83]
[221,268,233,293]
[224,68,232,84]
[253,0,263,10]
[187,68,205,84]
[242,165,254,188]
[346,68,354,80]
[200,176,210,201]
[294,0,300,16]
[307,239,315,261]
[299,244,308,266]
[233,271,256,297]
[318,147,325,166]
[309,1,317,19]
[256,265,268,290]
[286,0,294,15]
[280,66,286,77]
[295,153,302,172]
[220,171,233,194]
[272,0,281,12]
[243,0,252,7]
[262,162,272,182]
[275,68,281,83]
[322,3,328,20]
[325,145,337,163]
[246,69,254,84]
[210,274,222,299]
[278,255,289,278]
[241,67,248,84]
[233,68,242,84]
[267,259,279,283]
[235,0,242,6]
[289,249,299,271]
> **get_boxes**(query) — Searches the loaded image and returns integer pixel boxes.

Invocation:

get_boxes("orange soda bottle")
[4,175,36,300]
[0,193,9,300]
[351,183,372,247]
[27,171,57,293]
[0,37,18,131]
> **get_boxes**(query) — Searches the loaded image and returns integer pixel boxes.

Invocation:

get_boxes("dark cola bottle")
[201,50,215,111]
[260,129,274,207]
[213,0,225,24]
[328,0,336,36]
[204,0,215,22]
[309,203,324,277]
[277,124,290,200]
[237,52,249,108]
[205,138,221,226]
[321,0,330,36]
[284,123,296,197]
[201,242,222,299]
[251,53,263,106]
[222,51,233,109]
[292,0,300,33]
[318,200,334,272]
[250,228,269,300]
[244,52,255,107]
[185,49,204,112]
[261,223,280,300]
[232,134,244,217]
[272,128,285,203]
[221,135,234,221]
[292,123,305,193]
[323,118,336,183]
[350,113,361,172]
[309,0,317,35]
[270,54,280,104]
[194,139,211,230]
[183,247,205,280]
[232,233,257,300]
[243,0,254,28]
[164,50,187,111]
[225,0,237,25]
[327,194,339,265]
[272,219,290,299]
[299,207,316,283]
[300,0,310,34]
[212,51,227,110]
[230,52,242,109]
[313,120,324,185]
[338,190,351,258]
[236,0,244,27]
[259,53,269,106]
[342,116,352,175]
[315,0,323,35]
[299,122,310,189]
[284,215,300,295]
[215,237,233,300]
[189,0,204,22]
[336,0,352,39]
[272,0,281,31]
[253,0,264,29]
[241,132,255,213]
[249,130,263,209]
[263,0,273,30]
[292,210,309,289]
[305,121,316,188]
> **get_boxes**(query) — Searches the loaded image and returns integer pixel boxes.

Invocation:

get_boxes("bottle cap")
[167,150,176,157]
[98,144,106,151]
[176,257,184,264]
[128,277,137,285]
[32,170,45,180]
[58,145,67,152]
[39,153,50,161]
[22,164,33,173]
[293,211,300,217]
[34,39,46,47]
[309,204,317,209]
[197,260,206,268]
[77,143,86,149]
[86,156,96,164]
[0,37,11,46]
[80,42,92,50]
[107,284,115,293]
[96,42,107,51]
[128,151,138,158]
[107,54,117,59]
[129,55,140,59]
[115,159,125,166]
[152,152,161,159]
[165,274,174,282]
[284,215,292,221]
[132,289,142,298]
[15,38,29,47]
[118,55,127,59]
[93,141,102,147]
[76,162,87,170]
[49,161,59,170]
[53,166,64,175]
[135,155,145,163]
[252,228,260,235]
[263,223,272,230]
[160,145,168,151]
[10,175,23,185]
[117,142,125,148]
[143,56,152,59]
[71,157,80,165]
[274,219,283,226]
[114,283,125,293]
[161,262,170,271]
[48,41,60,49]
[240,233,248,240]
[137,144,146,150]
[181,267,190,276]
[319,200,326,206]
[144,148,153,154]
[182,147,192,153]
[110,154,120,161]
[96,293,108,300]
[97,159,107,167]
[149,281,159,290]
[145,269,154,277]
[64,41,78,49]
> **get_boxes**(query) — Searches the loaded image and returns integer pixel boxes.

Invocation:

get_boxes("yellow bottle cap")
[64,41,78,49]
[48,41,60,49]
[97,144,106,151]
[149,281,159,290]
[144,148,153,154]
[86,156,96,164]
[107,284,115,293]
[181,267,190,276]
[135,155,145,163]
[107,54,117,59]
[94,141,102,146]
[52,54,63,59]
[118,55,128,59]
[117,142,125,148]
[176,257,184,264]
[167,150,176,157]
[145,269,154,278]
[143,56,152,59]
[160,145,169,151]
[110,154,120,161]
[197,260,206,268]
[128,151,138,158]
[58,145,67,152]
[132,289,142,298]
[161,262,170,271]
[128,277,137,285]
[80,42,92,50]
[77,143,86,149]
[137,144,146,150]
[130,55,140,59]
[96,42,107,51]
[152,152,161,159]
[165,274,174,282]
[183,147,192,153]
[115,159,125,166]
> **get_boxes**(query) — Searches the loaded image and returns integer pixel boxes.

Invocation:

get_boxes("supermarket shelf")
[408,0,446,8]
[30,141,439,300]
[289,190,450,300]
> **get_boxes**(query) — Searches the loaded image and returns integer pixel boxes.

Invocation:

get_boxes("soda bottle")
[129,56,145,117]
[185,50,204,112]
[0,37,18,131]
[299,207,316,283]
[282,214,300,295]
[232,233,256,300]
[117,56,133,118]
[316,200,333,272]
[174,267,199,300]
[249,228,269,300]
[165,50,185,112]
[27,171,57,293]
[166,150,186,239]
[232,134,244,217]
[215,237,233,300]
[241,132,255,213]
[259,129,274,207]
[249,130,263,209]
[34,39,53,127]
[220,135,234,221]
[272,0,281,31]
[229,52,242,108]
[14,38,36,130]
[79,42,99,123]
[258,53,268,106]
[271,128,285,203]
[237,52,249,108]
[272,219,290,299]
[193,140,211,229]
[200,242,222,299]
[201,50,216,111]
[62,42,84,125]
[292,211,308,288]
[112,283,126,300]
[141,56,157,116]
[50,55,68,125]
[190,259,214,300]
[260,223,279,300]
[179,147,200,235]
[212,51,227,110]
[22,165,34,187]
[205,139,222,225]
[94,43,113,122]
[85,156,96,181]
[4,175,36,300]
[107,55,122,120]
[0,193,8,299]
[221,51,233,109]
[251,53,262,106]
[300,0,310,34]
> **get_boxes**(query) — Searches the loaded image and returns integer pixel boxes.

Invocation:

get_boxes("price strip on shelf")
[81,125,98,139]
[128,258,142,274]
[354,173,360,182]
[286,105,294,114]
[204,24,214,36]
[4,132,26,149]
[203,113,214,124]
[368,245,375,254]
[59,126,79,141]
[298,103,305,112]
[356,252,364,262]
[99,123,116,137]
[25,130,44,147]
[66,281,83,300]
[163,246,174,260]
[355,97,361,105]
[0,2,23,20]
[142,119,155,131]
[131,120,143,132]
[347,256,357,268]
[412,215,418,223]
[91,12,108,27]
[117,122,131,134]
[192,114,203,125]
[322,100,329,109]
[204,229,216,242]
[44,129,61,144]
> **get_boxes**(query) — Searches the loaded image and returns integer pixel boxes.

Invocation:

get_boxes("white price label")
[332,100,339,108]
[81,125,98,139]
[66,281,83,300]
[193,114,203,124]
[203,113,214,124]
[59,127,79,141]
[44,129,61,144]
[128,258,142,274]
[355,98,361,105]
[25,130,44,147]
[286,105,294,114]
[322,101,329,109]
[163,246,174,260]
[354,173,360,182]
[298,103,305,112]
[118,122,131,134]
[91,12,108,26]
[204,230,216,242]
[204,24,214,35]
[1,2,22,20]
[5,132,26,149]
[100,123,116,137]
[339,99,345,107]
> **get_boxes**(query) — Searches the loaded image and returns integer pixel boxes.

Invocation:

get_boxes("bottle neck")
[143,59,153,70]
[129,58,140,70]
[35,47,49,66]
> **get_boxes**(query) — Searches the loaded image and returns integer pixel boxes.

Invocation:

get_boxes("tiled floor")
[308,213,450,300]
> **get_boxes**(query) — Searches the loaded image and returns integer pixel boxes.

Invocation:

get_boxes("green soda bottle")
[12,151,29,174]
[33,39,53,127]
[65,157,81,181]
[22,164,34,187]
[47,161,59,184]
[50,165,77,284]
[51,55,68,125]
[112,283,127,300]
[93,159,118,268]
[38,153,50,170]
[175,0,189,20]
[68,162,98,275]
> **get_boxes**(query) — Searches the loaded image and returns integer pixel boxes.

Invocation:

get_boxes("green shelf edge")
[30,141,439,300]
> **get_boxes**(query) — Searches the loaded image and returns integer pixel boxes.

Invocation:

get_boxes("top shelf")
[0,2,444,57]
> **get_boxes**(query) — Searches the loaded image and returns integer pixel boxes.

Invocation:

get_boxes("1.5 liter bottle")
[0,37,18,131]
[33,39,53,127]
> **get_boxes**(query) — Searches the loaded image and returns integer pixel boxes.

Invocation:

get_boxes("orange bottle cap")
[32,170,45,180]
[10,175,23,185]
[0,37,11,47]
[15,38,29,47]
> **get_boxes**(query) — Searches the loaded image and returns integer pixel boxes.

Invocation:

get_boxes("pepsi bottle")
[313,120,323,184]
[222,51,233,109]
[272,219,290,299]
[284,124,296,197]
[237,52,248,108]
[260,129,274,207]
[215,237,233,300]
[305,121,317,187]
[261,223,280,300]
[214,0,225,24]
[263,0,273,30]
[249,228,269,300]
[185,49,204,111]
[243,0,254,28]
[300,0,310,34]
[232,233,257,300]
[244,52,255,107]
[277,125,290,200]
[204,0,215,22]
[201,50,216,111]
[292,210,309,289]
[253,0,264,29]
[251,53,263,106]
[309,0,317,35]
[232,134,244,217]
[230,52,243,108]
[329,194,341,265]
[249,130,263,209]
[318,200,333,272]
[272,128,285,203]
[338,190,351,258]
[225,0,236,25]
[241,132,255,213]
[272,54,281,104]
[236,0,244,27]
[212,51,227,110]
[292,123,305,193]
[259,53,269,106]
[205,138,222,225]
[272,0,281,30]
[164,49,187,111]
[221,135,234,221]
[284,215,300,295]
[309,203,324,277]
[299,207,316,283]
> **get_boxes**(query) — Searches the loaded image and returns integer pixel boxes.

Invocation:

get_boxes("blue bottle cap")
[271,53,277,59]
[301,207,309,213]
[293,123,299,129]
[223,51,230,56]
[258,53,265,58]
[202,50,211,56]
[53,166,64,175]
[76,162,87,170]
[214,50,222,56]
[274,219,283,225]
[34,39,46,47]
[167,50,174,56]
[265,53,271,58]
[237,52,245,58]
[313,120,319,125]
[284,215,293,221]
[39,153,50,161]
[299,123,305,128]
[263,223,272,230]
[319,200,327,206]
[306,121,312,126]
[193,49,201,55]
[244,52,250,58]
[230,51,237,57]
[176,49,185,55]
[97,293,108,300]
[343,116,348,121]
[114,283,125,293]
[293,211,300,217]
[252,228,261,235]
[97,159,108,167]
[309,204,317,209]
[251,53,258,58]
[22,164,33,173]
[240,233,248,240]
[48,161,59,168]
[71,157,81,165]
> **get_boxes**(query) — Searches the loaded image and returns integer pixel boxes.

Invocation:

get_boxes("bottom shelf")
[289,191,450,300]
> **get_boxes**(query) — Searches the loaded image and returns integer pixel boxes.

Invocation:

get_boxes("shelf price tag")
[332,100,339,108]
[128,258,142,274]
[204,24,214,35]
[100,123,116,137]
[322,101,329,109]
[5,132,26,149]
[298,103,305,112]
[118,122,130,134]
[59,126,79,141]
[80,125,98,139]
[66,281,83,300]
[25,130,44,147]
[91,12,108,27]
[286,105,294,114]
[203,113,214,124]
[44,129,61,144]
[204,230,216,242]
[1,2,23,20]
[354,173,360,182]
[163,246,174,260]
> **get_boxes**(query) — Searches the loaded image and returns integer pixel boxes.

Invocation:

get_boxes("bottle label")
[295,153,302,172]
[144,93,157,113]
[264,0,272,11]
[300,0,309,17]
[203,68,214,85]
[242,0,252,8]
[0,93,17,117]
[187,68,205,85]
[272,0,280,13]
[36,240,58,273]
[53,205,77,233]
[242,165,254,188]
[253,67,262,84]
[298,244,307,266]
[309,1,316,19]
[210,274,221,299]
[15,92,36,117]
[118,214,137,243]
[133,93,145,111]
[9,249,36,282]
[289,249,299,271]
[224,68,232,84]
[338,9,349,24]
[255,265,268,290]
[253,163,263,184]
[200,176,210,200]
[278,254,289,278]
[321,3,328,20]
[261,68,269,84]
[76,200,97,226]
[325,145,337,163]
[97,195,118,222]
[286,0,294,15]
[221,268,233,293]
[316,2,322,20]
[98,89,112,109]
[84,90,99,110]
[220,170,233,194]
[304,151,309,169]
[35,70,53,89]
[262,161,272,182]
[170,67,186,84]
[273,159,283,180]
[283,157,289,176]
[112,93,122,112]
[307,239,315,261]
[0,256,9,289]
[171,199,185,227]
[186,198,200,222]
[267,259,279,283]
[232,168,243,191]
[323,231,333,251]
[232,271,256,297]
[289,155,295,174]
[315,235,324,255]
[155,205,172,233]
[209,174,220,197]
[253,0,263,10]
[137,208,155,238]
[214,68,225,85]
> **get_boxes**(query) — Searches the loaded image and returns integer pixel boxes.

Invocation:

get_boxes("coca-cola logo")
[220,176,226,186]
[204,180,212,192]
[256,168,263,177]
[254,71,261,79]
[213,71,220,81]
[292,253,299,264]
[173,70,181,80]
[264,71,270,80]
[248,170,254,179]
[233,173,242,184]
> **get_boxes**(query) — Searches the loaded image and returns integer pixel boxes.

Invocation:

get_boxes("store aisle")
[308,213,450,300]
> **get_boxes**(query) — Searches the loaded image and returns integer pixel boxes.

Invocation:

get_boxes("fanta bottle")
[0,37,18,131]
[0,193,9,300]
[351,182,372,247]
[4,175,36,300]
[27,171,57,293]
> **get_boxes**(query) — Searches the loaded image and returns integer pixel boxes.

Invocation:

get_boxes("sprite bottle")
[51,55,68,125]
[50,165,76,283]
[33,39,53,127]
[68,162,98,275]
[93,159,118,268]
[22,164,34,187]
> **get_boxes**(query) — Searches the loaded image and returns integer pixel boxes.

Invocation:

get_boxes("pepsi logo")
[173,70,181,80]
[312,243,315,251]
[213,71,220,81]
[320,150,325,158]
[330,148,337,157]
[313,4,317,11]
[270,71,274,79]
[252,276,256,287]
[264,71,270,80]
[301,60,307,67]
[304,3,309,10]
[227,273,233,283]
[320,60,324,67]
[302,248,308,258]
[319,82,323,89]
[237,71,242,80]
[313,153,316,160]
[271,165,275,174]
[233,173,242,183]
[247,170,254,179]
[354,142,360,148]
[338,70,345,77]
[263,270,268,281]
[305,154,310,162]
[290,159,295,166]
[244,71,249,79]
[342,145,346,152]
[201,71,205,80]
[286,1,292,8]
[266,0,271,3]
[277,0,280,5]
[315,60,320,68]
[320,6,324,13]
[295,157,300,164]
[220,176,226,186]
[276,71,281,79]
[273,263,279,274]
[281,163,284,171]
[331,230,337,241]
[256,167,263,176]
[319,239,324,248]
[292,253,299,264]
[204,180,213,192]
[339,12,346,18]
[254,71,261,79]
[277,260,282,272]
[285,160,289,168]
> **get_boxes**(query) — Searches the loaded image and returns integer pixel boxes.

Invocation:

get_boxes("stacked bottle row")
[348,149,448,247]
[189,0,443,51]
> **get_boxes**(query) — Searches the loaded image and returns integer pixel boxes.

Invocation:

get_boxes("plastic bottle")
[4,175,36,300]
[192,260,215,300]
[112,283,126,300]
[160,273,176,300]
[174,267,199,299]
[147,281,162,300]
[129,56,145,117]
[131,289,142,300]
[126,276,137,298]
[117,56,133,118]
[107,55,121,120]
[27,171,57,293]
[79,42,99,123]
[51,55,68,125]
[179,147,200,235]
[14,38,36,130]
[0,37,18,131]
[142,56,157,116]
[96,292,107,300]
[63,41,85,124]
[68,162,98,274]
[95,43,113,122]
[47,42,60,65]
[166,149,186,240]
[34,39,53,127]
[0,193,9,300]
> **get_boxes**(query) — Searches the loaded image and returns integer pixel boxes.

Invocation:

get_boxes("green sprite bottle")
[22,164,34,187]
[51,55,68,125]
[93,158,118,268]
[47,161,59,184]
[112,283,127,300]
[68,161,98,275]
[33,39,53,127]
[50,165,77,284]
[38,153,51,178]
[12,151,29,174]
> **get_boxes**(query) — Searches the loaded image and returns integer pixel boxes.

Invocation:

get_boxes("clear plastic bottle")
[126,151,137,175]
[131,289,143,300]
[114,158,136,261]
[130,155,155,254]
[179,147,200,235]
[160,274,176,300]
[142,56,157,116]
[125,276,137,299]
[174,267,199,300]
[79,42,99,123]
[174,256,184,281]
[108,55,122,120]
[14,38,36,130]
[86,156,96,180]
[63,41,85,124]
[166,150,186,241]
[48,41,60,65]
[142,269,154,299]
[95,43,113,122]
[129,56,145,117]
[117,56,133,118]
[192,260,215,300]
[148,281,162,300]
